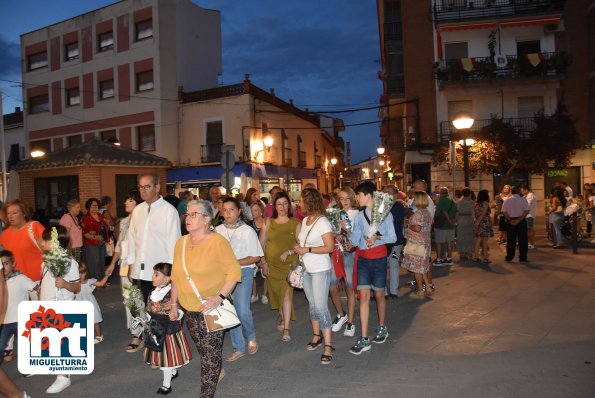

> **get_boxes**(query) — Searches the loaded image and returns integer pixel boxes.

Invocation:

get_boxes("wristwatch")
[218,293,226,300]
[309,247,312,253]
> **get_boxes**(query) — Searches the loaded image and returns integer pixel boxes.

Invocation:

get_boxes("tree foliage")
[432,101,583,182]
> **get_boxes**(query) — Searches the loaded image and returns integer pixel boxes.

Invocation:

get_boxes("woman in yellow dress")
[259,191,301,342]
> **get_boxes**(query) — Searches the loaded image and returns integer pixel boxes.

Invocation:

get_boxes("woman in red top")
[81,198,110,280]
[0,200,45,282]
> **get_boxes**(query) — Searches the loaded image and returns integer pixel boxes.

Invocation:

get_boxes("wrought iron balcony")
[283,148,292,167]
[433,0,566,24]
[297,151,307,168]
[438,117,538,142]
[200,144,224,163]
[434,52,569,83]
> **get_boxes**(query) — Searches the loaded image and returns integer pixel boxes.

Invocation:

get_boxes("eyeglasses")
[275,202,290,207]
[138,184,154,190]
[185,212,202,219]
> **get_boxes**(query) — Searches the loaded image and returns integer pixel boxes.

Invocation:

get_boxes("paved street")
[4,218,595,397]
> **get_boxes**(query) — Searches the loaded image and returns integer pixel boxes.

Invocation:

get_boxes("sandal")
[3,350,13,363]
[126,336,144,353]
[306,334,323,351]
[320,345,335,365]
[248,340,258,355]
[276,315,285,331]
[282,329,291,342]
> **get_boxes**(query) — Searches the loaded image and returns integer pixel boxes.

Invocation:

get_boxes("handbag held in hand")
[287,216,322,289]
[181,236,240,332]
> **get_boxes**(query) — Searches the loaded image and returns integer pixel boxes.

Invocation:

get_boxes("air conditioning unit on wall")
[544,21,564,34]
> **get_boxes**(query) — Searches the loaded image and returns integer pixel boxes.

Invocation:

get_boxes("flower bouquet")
[325,207,342,235]
[122,283,146,319]
[365,191,394,239]
[123,283,150,338]
[42,227,71,279]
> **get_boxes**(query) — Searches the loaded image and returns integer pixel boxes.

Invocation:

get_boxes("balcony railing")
[283,148,292,167]
[315,155,322,169]
[438,117,538,142]
[433,0,566,24]
[298,151,307,168]
[200,144,225,163]
[434,52,570,83]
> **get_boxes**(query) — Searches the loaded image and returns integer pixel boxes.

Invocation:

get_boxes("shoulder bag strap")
[181,236,203,301]
[301,216,322,248]
[28,222,43,253]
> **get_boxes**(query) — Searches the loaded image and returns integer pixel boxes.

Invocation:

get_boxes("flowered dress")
[473,202,494,238]
[144,286,192,369]
[401,208,432,274]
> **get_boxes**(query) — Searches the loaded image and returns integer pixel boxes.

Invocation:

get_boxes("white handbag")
[403,243,426,258]
[181,236,240,332]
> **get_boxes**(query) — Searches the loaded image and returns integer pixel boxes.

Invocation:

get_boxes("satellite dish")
[495,55,507,68]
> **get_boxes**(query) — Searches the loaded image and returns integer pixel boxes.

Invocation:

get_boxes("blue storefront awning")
[167,164,252,183]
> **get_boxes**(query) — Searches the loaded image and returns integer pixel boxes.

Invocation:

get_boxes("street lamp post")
[452,114,475,187]
[330,157,337,189]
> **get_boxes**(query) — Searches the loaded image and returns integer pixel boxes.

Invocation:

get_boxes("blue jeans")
[330,251,355,289]
[387,245,403,295]
[230,267,256,353]
[303,269,332,330]
[0,323,17,365]
[549,211,564,245]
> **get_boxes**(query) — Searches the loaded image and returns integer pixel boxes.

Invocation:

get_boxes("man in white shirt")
[501,186,530,262]
[521,185,537,249]
[128,173,180,301]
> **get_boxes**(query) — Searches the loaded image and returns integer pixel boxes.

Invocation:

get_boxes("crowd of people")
[0,173,593,398]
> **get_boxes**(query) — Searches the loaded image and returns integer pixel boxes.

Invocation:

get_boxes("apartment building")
[168,77,345,195]
[377,0,593,209]
[21,0,221,163]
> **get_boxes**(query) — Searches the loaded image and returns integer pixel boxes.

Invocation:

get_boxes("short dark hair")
[85,197,101,211]
[521,184,530,191]
[0,250,14,262]
[100,196,112,207]
[42,225,70,250]
[476,189,490,203]
[222,196,241,209]
[272,191,293,219]
[462,188,471,197]
[125,189,143,205]
[355,181,376,196]
[153,262,172,277]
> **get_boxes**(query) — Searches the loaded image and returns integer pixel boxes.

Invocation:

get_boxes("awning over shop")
[167,163,318,184]
[167,164,252,183]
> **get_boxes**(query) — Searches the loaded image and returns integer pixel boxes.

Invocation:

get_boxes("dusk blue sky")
[0,0,382,163]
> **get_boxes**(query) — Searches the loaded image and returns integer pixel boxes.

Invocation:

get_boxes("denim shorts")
[330,251,355,289]
[357,257,387,291]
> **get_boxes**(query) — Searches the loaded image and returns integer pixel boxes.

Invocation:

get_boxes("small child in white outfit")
[75,262,109,344]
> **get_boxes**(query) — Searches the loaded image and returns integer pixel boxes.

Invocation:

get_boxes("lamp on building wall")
[377,146,385,155]
[254,136,274,162]
[30,150,45,158]
[452,113,475,187]
[263,135,274,151]
[106,136,121,146]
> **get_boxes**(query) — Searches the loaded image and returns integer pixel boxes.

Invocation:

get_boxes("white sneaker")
[343,323,355,337]
[528,243,535,249]
[94,335,104,344]
[261,295,269,305]
[250,295,259,304]
[331,314,348,332]
[46,375,71,394]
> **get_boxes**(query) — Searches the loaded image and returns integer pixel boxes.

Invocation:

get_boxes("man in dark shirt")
[383,185,405,298]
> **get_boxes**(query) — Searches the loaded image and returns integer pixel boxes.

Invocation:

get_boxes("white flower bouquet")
[326,207,342,235]
[122,283,146,319]
[365,191,394,239]
[43,227,71,278]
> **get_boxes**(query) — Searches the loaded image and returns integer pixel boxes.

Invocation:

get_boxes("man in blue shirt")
[347,182,396,355]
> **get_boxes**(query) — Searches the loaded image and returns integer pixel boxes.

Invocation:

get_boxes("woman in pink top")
[59,199,83,263]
